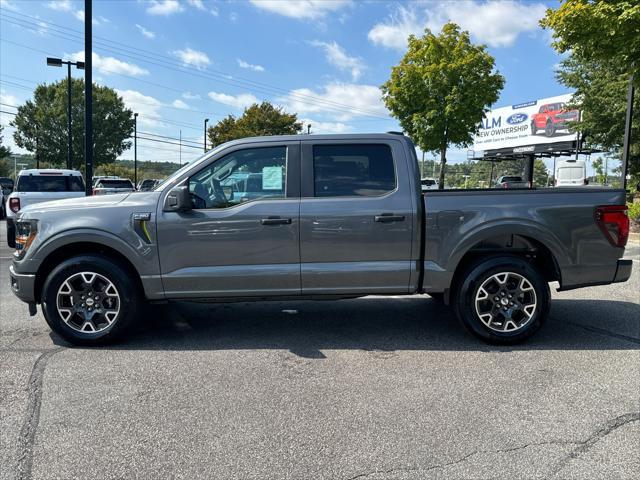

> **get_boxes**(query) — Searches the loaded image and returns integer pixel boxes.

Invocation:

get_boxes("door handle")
[260,217,292,225]
[374,213,405,223]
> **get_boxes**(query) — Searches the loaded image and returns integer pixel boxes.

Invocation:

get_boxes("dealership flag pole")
[84,0,93,196]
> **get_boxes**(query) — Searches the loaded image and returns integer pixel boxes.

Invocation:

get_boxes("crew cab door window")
[189,146,287,209]
[313,144,396,197]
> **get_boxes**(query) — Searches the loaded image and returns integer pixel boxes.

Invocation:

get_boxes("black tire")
[41,254,141,346]
[429,292,445,303]
[6,219,15,248]
[530,121,537,135]
[544,121,556,137]
[452,256,550,345]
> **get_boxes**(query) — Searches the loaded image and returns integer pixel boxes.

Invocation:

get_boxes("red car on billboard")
[530,102,579,137]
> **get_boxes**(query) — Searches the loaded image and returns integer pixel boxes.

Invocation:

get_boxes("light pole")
[179,129,182,167]
[46,57,85,170]
[204,118,209,152]
[83,0,93,196]
[134,113,138,187]
[621,74,635,188]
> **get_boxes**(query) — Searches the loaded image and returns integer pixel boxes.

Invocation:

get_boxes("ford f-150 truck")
[530,102,579,137]
[8,134,632,346]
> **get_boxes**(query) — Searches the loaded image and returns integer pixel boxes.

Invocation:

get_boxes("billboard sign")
[472,93,579,153]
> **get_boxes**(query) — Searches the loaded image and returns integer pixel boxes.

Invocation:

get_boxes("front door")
[157,142,301,298]
[299,140,415,294]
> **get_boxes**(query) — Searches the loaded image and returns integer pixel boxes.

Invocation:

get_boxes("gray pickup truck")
[8,134,632,346]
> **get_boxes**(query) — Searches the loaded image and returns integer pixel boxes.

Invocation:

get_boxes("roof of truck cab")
[18,169,82,176]
[221,133,413,146]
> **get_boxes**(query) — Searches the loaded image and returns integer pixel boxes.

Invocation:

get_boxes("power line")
[0,11,391,119]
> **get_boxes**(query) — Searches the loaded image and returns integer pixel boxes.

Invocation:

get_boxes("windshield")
[98,179,134,188]
[558,166,585,180]
[421,179,436,186]
[16,175,84,192]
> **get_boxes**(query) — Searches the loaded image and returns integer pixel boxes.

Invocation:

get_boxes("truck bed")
[422,187,628,293]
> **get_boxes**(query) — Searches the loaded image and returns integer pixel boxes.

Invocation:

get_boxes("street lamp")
[134,113,138,187]
[204,118,209,152]
[46,57,85,170]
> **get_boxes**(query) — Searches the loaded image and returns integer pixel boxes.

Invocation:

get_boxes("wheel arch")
[444,226,564,305]
[34,240,144,303]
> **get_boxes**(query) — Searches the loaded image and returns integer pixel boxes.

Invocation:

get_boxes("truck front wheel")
[41,254,140,346]
[453,256,550,344]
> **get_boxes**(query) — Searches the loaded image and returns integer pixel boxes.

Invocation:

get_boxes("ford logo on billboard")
[506,113,528,125]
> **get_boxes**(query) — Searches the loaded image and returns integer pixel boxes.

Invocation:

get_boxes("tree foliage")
[381,23,504,188]
[11,78,134,169]
[208,102,302,147]
[543,0,640,186]
[541,0,640,79]
[0,125,11,177]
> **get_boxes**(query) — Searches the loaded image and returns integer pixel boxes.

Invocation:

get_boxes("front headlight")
[14,219,38,259]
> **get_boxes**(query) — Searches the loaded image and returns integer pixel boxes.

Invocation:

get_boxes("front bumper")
[9,264,36,303]
[613,259,633,283]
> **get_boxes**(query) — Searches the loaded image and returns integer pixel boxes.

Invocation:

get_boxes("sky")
[0,0,571,167]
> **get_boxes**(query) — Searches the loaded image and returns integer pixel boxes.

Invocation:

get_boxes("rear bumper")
[9,264,36,303]
[613,259,633,284]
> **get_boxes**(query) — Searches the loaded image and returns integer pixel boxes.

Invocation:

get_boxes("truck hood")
[19,192,132,214]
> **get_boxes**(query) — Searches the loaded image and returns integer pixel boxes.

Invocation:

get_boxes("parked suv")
[530,102,579,137]
[5,169,84,247]
[0,176,14,219]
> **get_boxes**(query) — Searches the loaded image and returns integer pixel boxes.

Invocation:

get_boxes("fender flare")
[446,219,568,274]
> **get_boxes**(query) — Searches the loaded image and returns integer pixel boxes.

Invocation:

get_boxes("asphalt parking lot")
[1,220,639,480]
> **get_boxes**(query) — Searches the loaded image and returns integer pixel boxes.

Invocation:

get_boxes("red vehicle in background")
[530,102,579,137]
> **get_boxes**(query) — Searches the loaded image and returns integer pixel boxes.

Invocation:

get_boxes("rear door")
[299,139,415,294]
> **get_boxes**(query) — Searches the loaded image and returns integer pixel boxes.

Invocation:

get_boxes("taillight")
[92,188,97,195]
[9,197,20,213]
[595,205,629,248]
[501,183,508,189]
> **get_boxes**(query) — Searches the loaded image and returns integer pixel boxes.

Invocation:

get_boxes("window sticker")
[262,166,283,190]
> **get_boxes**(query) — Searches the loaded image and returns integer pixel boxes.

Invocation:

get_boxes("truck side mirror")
[163,185,191,212]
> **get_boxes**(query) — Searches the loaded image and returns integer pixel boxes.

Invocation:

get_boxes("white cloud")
[0,0,19,11]
[69,51,149,76]
[46,0,72,11]
[182,91,201,100]
[310,40,365,80]
[171,47,211,70]
[300,118,352,134]
[368,1,547,50]
[237,59,265,72]
[115,89,163,127]
[135,24,156,39]
[208,91,259,110]
[172,99,189,109]
[187,0,205,10]
[249,0,351,20]
[74,9,102,25]
[147,0,184,16]
[280,82,387,121]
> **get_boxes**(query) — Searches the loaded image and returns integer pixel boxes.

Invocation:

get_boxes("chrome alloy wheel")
[474,272,537,333]
[56,272,121,333]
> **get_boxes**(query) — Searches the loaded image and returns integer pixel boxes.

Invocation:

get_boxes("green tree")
[541,0,640,78]
[11,78,134,169]
[381,23,504,189]
[208,102,302,147]
[0,125,11,177]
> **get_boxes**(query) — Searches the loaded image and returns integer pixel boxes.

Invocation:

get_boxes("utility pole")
[204,118,209,152]
[179,129,182,166]
[83,0,93,195]
[134,113,138,187]
[307,124,311,134]
[46,57,84,170]
[621,74,635,189]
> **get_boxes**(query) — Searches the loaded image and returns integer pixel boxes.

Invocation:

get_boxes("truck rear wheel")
[41,254,140,346]
[453,256,550,344]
